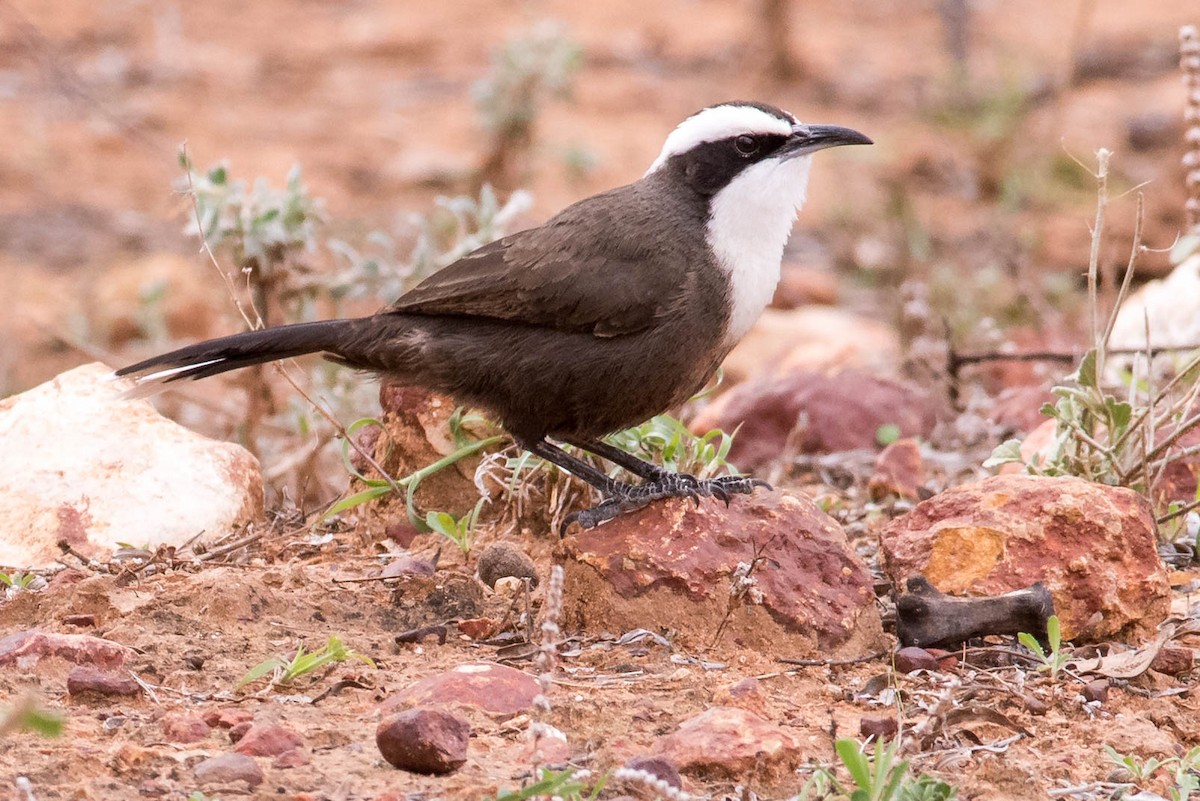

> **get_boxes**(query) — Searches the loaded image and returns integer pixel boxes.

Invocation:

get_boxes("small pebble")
[376,707,469,775]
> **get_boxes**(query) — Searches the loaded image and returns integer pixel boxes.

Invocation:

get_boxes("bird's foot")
[561,473,772,534]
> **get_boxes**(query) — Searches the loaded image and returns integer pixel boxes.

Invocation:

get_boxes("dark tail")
[114,318,366,391]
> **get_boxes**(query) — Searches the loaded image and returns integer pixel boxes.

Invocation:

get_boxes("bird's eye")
[733,135,758,156]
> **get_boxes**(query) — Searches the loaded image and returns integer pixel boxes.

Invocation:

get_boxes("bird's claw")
[560,473,771,536]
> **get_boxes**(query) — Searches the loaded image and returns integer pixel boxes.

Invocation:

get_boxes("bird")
[116,101,872,531]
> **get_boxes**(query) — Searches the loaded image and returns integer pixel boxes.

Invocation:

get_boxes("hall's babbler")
[117,101,872,530]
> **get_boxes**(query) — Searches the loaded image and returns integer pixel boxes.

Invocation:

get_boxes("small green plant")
[489,767,606,801]
[474,20,582,185]
[1017,615,1068,680]
[425,497,487,556]
[1103,744,1200,801]
[796,738,956,801]
[0,697,64,739]
[604,414,738,480]
[0,572,37,591]
[236,635,375,691]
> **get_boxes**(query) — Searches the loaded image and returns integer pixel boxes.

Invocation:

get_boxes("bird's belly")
[397,316,721,441]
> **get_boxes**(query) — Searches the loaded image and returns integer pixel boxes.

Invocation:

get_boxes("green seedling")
[236,635,375,691]
[490,767,606,801]
[833,737,956,801]
[426,497,487,556]
[0,697,64,739]
[0,572,37,590]
[1017,615,1068,679]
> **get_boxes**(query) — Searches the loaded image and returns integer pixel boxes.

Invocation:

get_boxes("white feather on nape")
[646,104,796,174]
[707,154,814,348]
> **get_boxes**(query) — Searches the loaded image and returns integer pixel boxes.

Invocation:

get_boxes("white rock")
[0,363,262,568]
[1108,252,1200,380]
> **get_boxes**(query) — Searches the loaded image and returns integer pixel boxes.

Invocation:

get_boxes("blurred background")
[0,0,1195,503]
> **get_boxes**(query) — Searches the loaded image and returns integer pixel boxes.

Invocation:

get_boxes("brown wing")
[385,189,691,337]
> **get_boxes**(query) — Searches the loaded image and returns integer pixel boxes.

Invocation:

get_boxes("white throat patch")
[646,105,795,175]
[707,154,814,347]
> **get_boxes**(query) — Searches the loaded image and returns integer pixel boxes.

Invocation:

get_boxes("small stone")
[193,752,263,788]
[868,438,924,501]
[382,554,436,578]
[62,614,96,627]
[654,706,801,778]
[1023,695,1048,715]
[160,712,210,744]
[376,707,469,775]
[859,716,899,739]
[457,617,502,640]
[713,677,767,717]
[66,665,142,697]
[183,650,206,670]
[234,722,305,756]
[477,542,538,589]
[893,647,941,674]
[1082,679,1110,704]
[204,708,254,730]
[228,720,253,742]
[493,576,525,596]
[623,755,682,789]
[380,662,540,716]
[1149,645,1194,676]
[0,629,135,670]
[273,747,312,769]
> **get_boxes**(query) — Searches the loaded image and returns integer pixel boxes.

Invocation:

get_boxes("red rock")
[205,707,254,730]
[880,475,1168,643]
[713,677,767,717]
[160,712,211,744]
[273,747,312,769]
[989,386,1056,434]
[66,665,142,697]
[654,707,801,778]
[868,438,924,500]
[692,368,937,471]
[234,722,306,757]
[376,707,469,775]
[62,614,96,627]
[560,491,885,658]
[1082,679,1110,704]
[228,721,253,742]
[893,647,941,674]
[0,629,135,670]
[859,716,899,739]
[457,618,502,640]
[193,752,263,788]
[1024,695,1048,715]
[380,663,540,716]
[1150,645,1195,676]
[926,648,959,669]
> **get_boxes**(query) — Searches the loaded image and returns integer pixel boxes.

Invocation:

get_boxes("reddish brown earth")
[3,1,1200,799]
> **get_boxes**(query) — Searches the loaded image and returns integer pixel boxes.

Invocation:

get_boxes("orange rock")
[869,438,924,500]
[654,707,802,778]
[880,475,1168,642]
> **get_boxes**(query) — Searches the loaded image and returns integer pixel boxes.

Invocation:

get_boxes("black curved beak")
[780,124,873,159]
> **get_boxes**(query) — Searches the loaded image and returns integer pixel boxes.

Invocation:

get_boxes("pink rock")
[692,368,937,472]
[66,665,142,697]
[0,629,135,670]
[233,722,306,757]
[160,712,211,744]
[273,747,312,769]
[376,707,469,775]
[380,663,540,716]
[880,475,1168,642]
[560,491,885,658]
[203,707,254,730]
[193,752,263,788]
[868,438,924,500]
[654,707,801,778]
